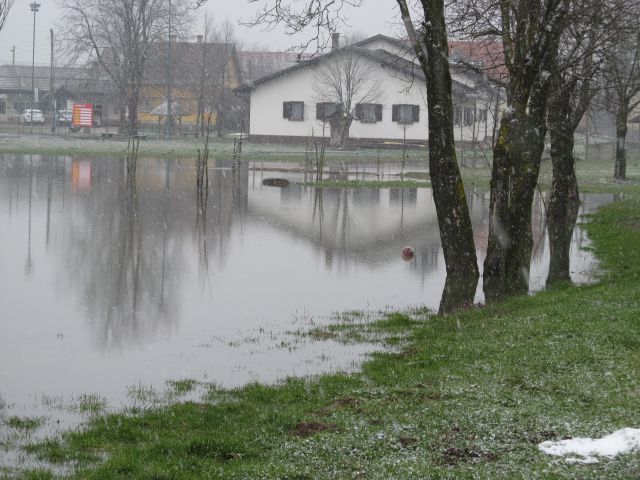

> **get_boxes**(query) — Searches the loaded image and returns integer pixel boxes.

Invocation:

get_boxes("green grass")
[4,416,44,432]
[166,379,200,396]
[16,188,640,478]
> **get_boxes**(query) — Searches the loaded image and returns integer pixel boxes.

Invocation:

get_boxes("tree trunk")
[127,90,139,137]
[484,89,548,301]
[547,134,580,284]
[547,87,580,285]
[118,94,127,135]
[329,118,352,147]
[614,107,628,180]
[119,107,127,135]
[421,1,479,313]
[547,192,579,285]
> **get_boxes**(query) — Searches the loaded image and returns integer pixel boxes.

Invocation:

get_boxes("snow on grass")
[538,427,640,463]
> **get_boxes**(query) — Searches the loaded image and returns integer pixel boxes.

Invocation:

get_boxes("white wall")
[249,53,494,143]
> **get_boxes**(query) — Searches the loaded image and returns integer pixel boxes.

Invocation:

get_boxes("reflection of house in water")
[248,183,442,271]
[248,182,498,282]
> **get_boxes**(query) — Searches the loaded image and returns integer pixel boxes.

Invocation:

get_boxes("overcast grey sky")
[0,1,402,66]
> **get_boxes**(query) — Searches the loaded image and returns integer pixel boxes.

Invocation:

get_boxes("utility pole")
[30,2,40,135]
[50,29,55,133]
[165,0,173,139]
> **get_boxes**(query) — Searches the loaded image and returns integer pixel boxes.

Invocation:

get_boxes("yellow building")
[138,39,241,131]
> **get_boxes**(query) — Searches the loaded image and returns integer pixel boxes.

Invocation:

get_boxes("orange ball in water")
[401,246,414,261]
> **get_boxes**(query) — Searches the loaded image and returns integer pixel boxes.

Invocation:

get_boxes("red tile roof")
[449,40,508,82]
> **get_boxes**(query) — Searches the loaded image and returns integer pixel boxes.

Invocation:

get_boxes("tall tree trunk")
[614,106,628,180]
[484,85,548,301]
[547,92,580,284]
[482,0,569,302]
[422,1,479,313]
[398,0,479,313]
[119,105,127,135]
[127,90,139,137]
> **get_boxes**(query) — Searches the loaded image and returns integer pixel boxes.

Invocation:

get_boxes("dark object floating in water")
[263,178,290,187]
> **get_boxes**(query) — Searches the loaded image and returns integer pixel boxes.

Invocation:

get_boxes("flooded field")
[0,153,611,462]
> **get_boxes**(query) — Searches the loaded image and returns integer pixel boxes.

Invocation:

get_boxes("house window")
[283,101,304,121]
[0,98,6,115]
[478,109,488,123]
[316,102,341,121]
[463,107,474,126]
[356,103,382,123]
[392,104,419,124]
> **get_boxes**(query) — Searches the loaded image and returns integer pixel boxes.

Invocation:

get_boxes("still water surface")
[0,154,610,426]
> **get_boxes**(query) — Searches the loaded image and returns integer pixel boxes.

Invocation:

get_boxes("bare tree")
[601,0,640,180]
[313,46,383,146]
[546,0,611,285]
[59,0,183,136]
[210,20,240,137]
[0,0,13,32]
[450,0,571,301]
[192,14,221,137]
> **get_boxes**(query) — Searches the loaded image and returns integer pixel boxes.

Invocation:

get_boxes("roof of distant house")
[237,51,302,85]
[353,34,411,53]
[0,64,110,93]
[449,40,507,82]
[235,44,486,96]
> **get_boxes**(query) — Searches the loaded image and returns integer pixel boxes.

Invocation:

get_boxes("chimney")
[196,35,203,44]
[331,32,340,51]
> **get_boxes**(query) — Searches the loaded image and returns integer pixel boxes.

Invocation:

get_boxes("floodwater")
[0,153,611,459]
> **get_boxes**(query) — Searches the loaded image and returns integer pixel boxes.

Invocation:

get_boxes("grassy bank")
[9,189,639,478]
[0,135,430,162]
[0,135,231,160]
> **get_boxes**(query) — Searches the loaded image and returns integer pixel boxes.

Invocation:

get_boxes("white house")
[237,34,501,145]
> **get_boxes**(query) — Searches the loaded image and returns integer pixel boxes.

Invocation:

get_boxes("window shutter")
[392,105,399,122]
[283,102,290,119]
[354,103,362,120]
[375,104,382,121]
[316,103,324,120]
[412,105,420,123]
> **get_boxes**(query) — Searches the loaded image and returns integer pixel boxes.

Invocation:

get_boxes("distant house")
[137,38,241,129]
[0,64,111,123]
[236,34,501,145]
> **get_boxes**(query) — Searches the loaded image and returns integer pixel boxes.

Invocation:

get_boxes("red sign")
[72,103,93,127]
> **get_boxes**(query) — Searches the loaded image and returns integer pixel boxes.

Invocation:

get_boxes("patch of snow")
[539,428,640,463]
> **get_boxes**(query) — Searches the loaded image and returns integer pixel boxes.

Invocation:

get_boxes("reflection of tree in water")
[61,159,182,350]
[55,157,250,349]
[194,159,249,286]
[25,155,34,278]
